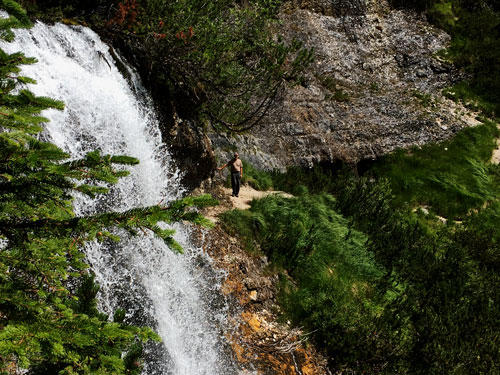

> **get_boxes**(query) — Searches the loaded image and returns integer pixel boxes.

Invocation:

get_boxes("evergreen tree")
[0,1,216,373]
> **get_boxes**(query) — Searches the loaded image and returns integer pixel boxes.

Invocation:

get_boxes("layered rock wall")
[211,0,477,170]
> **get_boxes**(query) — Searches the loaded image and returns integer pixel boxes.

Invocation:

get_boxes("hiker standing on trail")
[218,152,243,197]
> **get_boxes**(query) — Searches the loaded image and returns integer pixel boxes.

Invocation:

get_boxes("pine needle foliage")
[0,3,216,374]
[130,0,313,132]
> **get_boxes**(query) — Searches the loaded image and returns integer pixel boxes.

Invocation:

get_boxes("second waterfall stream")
[3,22,240,375]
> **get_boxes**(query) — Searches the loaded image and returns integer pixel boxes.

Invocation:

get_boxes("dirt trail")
[203,185,292,223]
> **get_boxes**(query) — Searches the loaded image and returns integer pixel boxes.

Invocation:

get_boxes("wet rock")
[167,115,217,189]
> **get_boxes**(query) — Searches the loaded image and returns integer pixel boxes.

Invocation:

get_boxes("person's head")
[233,152,239,159]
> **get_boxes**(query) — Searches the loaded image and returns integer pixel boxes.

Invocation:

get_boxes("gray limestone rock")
[210,1,475,171]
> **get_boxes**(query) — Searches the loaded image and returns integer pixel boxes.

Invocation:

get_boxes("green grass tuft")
[370,121,500,219]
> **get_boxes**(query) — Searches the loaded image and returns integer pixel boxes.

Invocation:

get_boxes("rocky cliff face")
[210,0,478,170]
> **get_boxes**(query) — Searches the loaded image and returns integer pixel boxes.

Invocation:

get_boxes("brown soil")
[193,183,329,375]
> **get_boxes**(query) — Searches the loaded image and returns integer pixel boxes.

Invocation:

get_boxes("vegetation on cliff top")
[371,120,500,219]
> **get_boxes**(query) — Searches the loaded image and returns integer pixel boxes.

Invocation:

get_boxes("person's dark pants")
[231,172,241,197]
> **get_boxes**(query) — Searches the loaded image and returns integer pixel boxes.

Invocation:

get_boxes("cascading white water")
[2,22,239,375]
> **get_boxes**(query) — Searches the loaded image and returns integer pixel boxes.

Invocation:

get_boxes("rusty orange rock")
[242,311,262,332]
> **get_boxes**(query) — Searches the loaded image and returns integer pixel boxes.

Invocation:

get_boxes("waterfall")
[2,22,239,375]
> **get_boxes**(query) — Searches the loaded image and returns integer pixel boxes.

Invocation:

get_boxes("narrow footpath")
[203,185,292,223]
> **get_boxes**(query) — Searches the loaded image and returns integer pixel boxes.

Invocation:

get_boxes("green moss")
[443,82,498,116]
[369,82,380,92]
[412,90,435,108]
[428,1,456,30]
[316,74,350,102]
